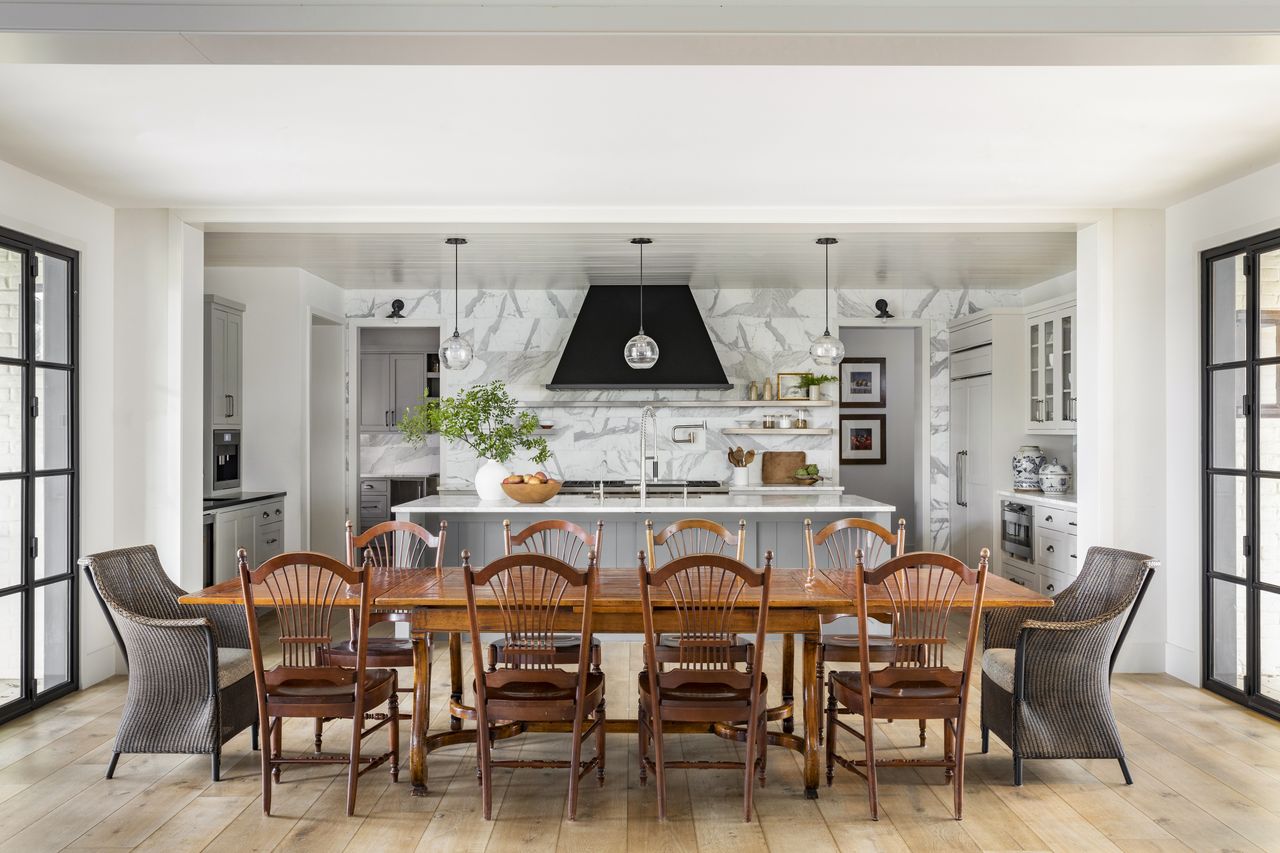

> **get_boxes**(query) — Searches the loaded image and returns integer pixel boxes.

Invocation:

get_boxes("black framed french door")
[1202,229,1280,722]
[0,226,78,725]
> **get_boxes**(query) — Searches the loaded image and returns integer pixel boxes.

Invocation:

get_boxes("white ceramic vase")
[475,457,511,501]
[731,467,751,487]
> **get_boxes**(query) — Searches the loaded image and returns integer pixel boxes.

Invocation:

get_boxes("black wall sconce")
[874,298,894,320]
[387,298,406,322]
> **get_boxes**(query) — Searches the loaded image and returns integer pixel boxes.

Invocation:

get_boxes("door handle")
[230,396,234,417]
[961,450,968,508]
[384,410,390,427]
[955,451,963,505]
[225,394,232,418]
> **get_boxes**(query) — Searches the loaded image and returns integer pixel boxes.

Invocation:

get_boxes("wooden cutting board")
[762,451,806,485]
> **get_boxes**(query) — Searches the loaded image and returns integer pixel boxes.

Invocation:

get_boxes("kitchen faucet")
[639,405,656,504]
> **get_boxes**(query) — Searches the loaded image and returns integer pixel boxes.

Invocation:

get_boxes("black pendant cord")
[638,241,645,335]
[823,240,831,336]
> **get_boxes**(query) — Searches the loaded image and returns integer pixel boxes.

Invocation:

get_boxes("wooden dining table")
[182,564,1051,799]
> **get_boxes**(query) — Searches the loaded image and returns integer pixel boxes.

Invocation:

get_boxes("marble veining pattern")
[347,284,1025,550]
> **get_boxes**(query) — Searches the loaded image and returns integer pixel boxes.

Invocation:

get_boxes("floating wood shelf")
[520,399,832,409]
[722,428,834,436]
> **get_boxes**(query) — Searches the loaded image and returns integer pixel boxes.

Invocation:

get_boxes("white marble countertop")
[727,484,844,494]
[393,492,893,515]
[996,489,1078,510]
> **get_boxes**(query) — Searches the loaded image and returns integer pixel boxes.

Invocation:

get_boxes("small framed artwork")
[840,414,886,465]
[776,371,812,401]
[840,357,887,408]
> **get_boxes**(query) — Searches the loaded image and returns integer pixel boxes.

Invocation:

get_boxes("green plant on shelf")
[797,374,837,389]
[399,380,550,465]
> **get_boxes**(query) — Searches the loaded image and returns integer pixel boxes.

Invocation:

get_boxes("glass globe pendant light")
[439,237,473,370]
[624,237,659,369]
[810,236,845,366]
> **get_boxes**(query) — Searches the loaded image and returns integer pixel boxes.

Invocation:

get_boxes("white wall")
[204,267,344,551]
[0,158,118,687]
[309,317,346,556]
[1164,162,1280,683]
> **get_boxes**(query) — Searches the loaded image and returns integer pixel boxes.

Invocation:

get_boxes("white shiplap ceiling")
[203,228,1076,290]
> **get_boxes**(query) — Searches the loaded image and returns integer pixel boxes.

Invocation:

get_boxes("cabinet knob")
[1046,545,1055,553]
[1044,514,1053,522]
[1046,583,1055,592]
[275,509,282,516]
[262,511,269,519]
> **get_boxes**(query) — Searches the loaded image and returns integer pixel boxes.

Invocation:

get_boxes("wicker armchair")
[80,545,259,781]
[980,546,1157,786]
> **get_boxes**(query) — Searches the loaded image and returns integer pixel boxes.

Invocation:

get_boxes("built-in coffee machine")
[206,428,241,497]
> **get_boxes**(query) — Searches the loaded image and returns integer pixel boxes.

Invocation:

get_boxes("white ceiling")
[1,65,1279,210]
[204,228,1076,290]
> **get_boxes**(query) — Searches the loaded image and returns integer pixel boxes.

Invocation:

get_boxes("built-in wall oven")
[1000,500,1033,560]
[207,429,241,497]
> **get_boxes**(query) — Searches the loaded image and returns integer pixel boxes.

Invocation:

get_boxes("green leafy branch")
[398,380,550,465]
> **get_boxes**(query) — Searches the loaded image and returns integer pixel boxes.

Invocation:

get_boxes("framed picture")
[840,414,886,465]
[840,357,886,408]
[776,371,812,401]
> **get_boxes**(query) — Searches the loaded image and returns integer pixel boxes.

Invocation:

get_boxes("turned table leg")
[410,627,431,796]
[803,632,820,798]
[449,632,463,732]
[781,633,795,734]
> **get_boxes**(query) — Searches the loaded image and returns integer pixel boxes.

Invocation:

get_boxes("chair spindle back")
[504,518,604,568]
[806,517,905,572]
[647,518,746,568]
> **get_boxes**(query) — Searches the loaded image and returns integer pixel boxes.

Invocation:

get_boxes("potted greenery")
[399,380,550,500]
[798,373,837,401]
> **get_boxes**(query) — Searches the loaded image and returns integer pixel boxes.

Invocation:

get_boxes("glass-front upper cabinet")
[1025,297,1078,434]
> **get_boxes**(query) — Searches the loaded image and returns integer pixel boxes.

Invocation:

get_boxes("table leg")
[410,627,431,796]
[803,632,820,798]
[449,632,464,732]
[781,633,795,734]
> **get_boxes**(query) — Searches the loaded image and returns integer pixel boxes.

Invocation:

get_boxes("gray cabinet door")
[359,353,391,431]
[213,507,257,582]
[390,353,427,428]
[224,310,243,427]
[208,307,228,427]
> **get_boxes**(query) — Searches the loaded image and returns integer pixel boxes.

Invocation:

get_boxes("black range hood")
[547,284,732,390]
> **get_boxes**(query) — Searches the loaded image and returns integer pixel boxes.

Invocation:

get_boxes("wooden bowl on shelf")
[501,480,563,503]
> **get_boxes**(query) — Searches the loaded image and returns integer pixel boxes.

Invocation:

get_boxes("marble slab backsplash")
[359,433,439,476]
[345,284,1026,549]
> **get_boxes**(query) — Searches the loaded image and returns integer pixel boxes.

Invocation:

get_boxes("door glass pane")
[1043,319,1055,421]
[1061,314,1074,420]
[1261,248,1280,360]
[1261,591,1280,704]
[1261,364,1280,473]
[0,479,21,589]
[34,254,68,365]
[34,476,70,580]
[1210,253,1247,364]
[0,592,20,708]
[1209,578,1248,691]
[1211,367,1248,470]
[35,580,70,693]
[1211,474,1247,578]
[0,364,21,475]
[0,249,20,361]
[34,368,69,471]
[1028,323,1040,421]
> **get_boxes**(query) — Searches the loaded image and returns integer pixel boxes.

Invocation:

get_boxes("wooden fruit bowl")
[501,480,563,503]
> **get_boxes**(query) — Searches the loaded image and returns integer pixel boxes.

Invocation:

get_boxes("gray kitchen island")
[392,491,896,568]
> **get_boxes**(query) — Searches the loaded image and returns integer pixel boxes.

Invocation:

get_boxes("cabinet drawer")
[256,522,283,561]
[1035,527,1073,572]
[1034,503,1076,535]
[254,500,285,526]
[949,319,992,352]
[1041,566,1074,598]
[1002,562,1039,591]
[360,478,388,496]
[359,495,389,518]
[950,345,992,380]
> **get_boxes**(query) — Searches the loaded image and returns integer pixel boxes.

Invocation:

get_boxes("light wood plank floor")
[1,637,1278,853]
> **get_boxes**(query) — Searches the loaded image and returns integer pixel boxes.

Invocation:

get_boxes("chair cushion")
[481,670,605,704]
[830,669,960,701]
[982,648,1017,693]
[217,647,255,690]
[638,671,767,705]
[326,637,415,667]
[268,668,396,704]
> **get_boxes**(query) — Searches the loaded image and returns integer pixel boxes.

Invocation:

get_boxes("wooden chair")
[315,519,444,752]
[637,550,772,822]
[825,548,988,821]
[805,517,926,746]
[239,549,400,817]
[646,518,754,669]
[487,519,604,673]
[464,549,606,821]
